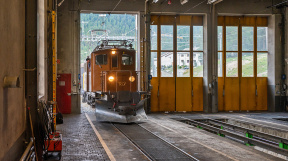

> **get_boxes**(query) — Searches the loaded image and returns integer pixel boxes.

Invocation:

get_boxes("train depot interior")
[3,0,288,160]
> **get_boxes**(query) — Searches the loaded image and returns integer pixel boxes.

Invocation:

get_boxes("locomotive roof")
[92,40,134,52]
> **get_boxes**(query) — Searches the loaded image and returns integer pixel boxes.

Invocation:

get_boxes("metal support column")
[145,0,151,112]
[25,0,42,159]
[211,4,218,113]
[203,5,218,113]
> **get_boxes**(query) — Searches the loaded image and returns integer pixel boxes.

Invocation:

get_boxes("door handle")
[222,89,225,96]
[67,92,78,96]
[191,89,194,96]
[157,86,160,97]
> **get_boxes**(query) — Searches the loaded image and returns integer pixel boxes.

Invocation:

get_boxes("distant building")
[159,52,203,67]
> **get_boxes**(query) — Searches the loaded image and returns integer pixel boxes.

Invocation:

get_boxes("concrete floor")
[81,101,95,113]
[57,114,109,161]
[56,112,288,161]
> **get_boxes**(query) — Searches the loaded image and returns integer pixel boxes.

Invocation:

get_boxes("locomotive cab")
[82,40,147,123]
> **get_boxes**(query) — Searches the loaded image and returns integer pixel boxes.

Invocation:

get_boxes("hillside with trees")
[80,13,137,63]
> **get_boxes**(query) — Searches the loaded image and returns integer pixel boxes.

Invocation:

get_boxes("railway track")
[175,117,288,157]
[113,123,199,161]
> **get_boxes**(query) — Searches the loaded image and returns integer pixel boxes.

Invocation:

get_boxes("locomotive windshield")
[112,54,118,68]
[96,54,107,65]
[122,54,133,65]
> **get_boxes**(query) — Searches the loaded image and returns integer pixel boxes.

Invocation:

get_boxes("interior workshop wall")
[0,1,26,160]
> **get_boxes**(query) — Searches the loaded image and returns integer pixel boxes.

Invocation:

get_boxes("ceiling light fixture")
[207,0,223,5]
[180,0,189,5]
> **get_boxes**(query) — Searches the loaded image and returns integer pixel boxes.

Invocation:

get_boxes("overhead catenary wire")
[216,0,278,15]
[150,0,208,17]
[109,0,122,14]
[267,0,288,8]
[58,0,65,7]
[184,0,207,13]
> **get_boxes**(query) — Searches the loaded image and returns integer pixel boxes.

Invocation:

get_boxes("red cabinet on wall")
[56,73,71,114]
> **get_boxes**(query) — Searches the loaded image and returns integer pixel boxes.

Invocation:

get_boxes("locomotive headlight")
[108,76,115,82]
[129,76,135,82]
[111,51,116,54]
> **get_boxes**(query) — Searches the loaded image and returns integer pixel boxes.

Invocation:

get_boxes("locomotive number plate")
[118,82,126,86]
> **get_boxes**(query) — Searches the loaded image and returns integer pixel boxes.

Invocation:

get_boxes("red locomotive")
[82,40,147,123]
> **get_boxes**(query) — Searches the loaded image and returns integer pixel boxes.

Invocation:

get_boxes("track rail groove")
[177,116,288,157]
[113,123,199,161]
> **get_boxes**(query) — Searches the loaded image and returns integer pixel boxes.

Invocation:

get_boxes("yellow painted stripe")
[52,10,57,131]
[85,113,116,161]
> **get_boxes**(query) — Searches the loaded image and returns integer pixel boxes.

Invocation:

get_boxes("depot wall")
[0,1,26,160]
[57,0,282,113]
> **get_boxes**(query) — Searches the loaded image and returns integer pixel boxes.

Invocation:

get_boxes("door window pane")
[257,27,268,51]
[161,52,173,77]
[226,52,238,77]
[161,25,173,50]
[177,26,190,51]
[257,53,268,77]
[151,25,157,50]
[193,26,203,51]
[226,26,238,51]
[242,27,254,51]
[151,52,157,77]
[218,26,223,51]
[177,52,190,77]
[242,52,253,77]
[193,52,203,77]
[218,52,223,77]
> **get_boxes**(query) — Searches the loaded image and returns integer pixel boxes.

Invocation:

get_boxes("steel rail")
[206,119,286,146]
[138,124,200,161]
[113,123,199,161]
[112,123,154,161]
[207,118,288,144]
[179,117,288,157]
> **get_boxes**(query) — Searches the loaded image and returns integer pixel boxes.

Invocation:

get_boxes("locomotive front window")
[122,54,133,65]
[96,54,107,65]
[112,55,118,68]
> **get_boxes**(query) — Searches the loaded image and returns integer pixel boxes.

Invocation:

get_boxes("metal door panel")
[150,78,159,112]
[56,73,71,114]
[159,78,175,111]
[192,78,203,111]
[240,78,256,111]
[256,77,267,110]
[176,77,192,111]
[225,77,239,111]
[218,78,224,111]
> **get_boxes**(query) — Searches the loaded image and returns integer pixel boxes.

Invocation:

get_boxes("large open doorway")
[80,12,139,113]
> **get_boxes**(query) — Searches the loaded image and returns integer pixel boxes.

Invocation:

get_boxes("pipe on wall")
[3,76,20,88]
